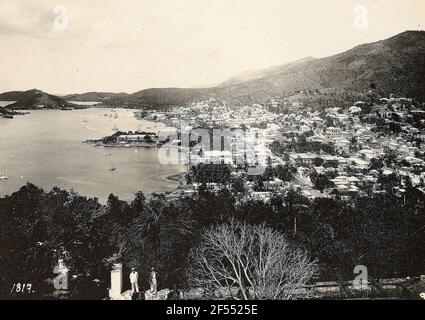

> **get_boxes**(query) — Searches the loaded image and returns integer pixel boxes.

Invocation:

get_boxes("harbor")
[0,108,185,202]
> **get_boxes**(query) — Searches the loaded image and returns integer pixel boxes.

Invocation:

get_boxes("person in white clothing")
[149,267,157,294]
[129,268,139,293]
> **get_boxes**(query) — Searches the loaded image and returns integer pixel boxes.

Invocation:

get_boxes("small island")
[0,106,29,119]
[84,130,160,148]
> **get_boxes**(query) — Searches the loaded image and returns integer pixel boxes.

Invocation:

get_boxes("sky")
[0,0,424,94]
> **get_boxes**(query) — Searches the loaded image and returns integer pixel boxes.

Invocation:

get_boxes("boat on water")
[112,124,119,132]
[114,113,119,119]
[0,169,8,180]
[2,114,13,119]
[109,167,117,172]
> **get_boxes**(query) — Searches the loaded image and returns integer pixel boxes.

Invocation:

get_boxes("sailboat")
[0,169,8,180]
[112,124,119,132]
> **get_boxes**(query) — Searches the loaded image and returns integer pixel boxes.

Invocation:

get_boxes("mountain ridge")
[0,89,74,110]
[1,31,425,109]
[213,30,425,103]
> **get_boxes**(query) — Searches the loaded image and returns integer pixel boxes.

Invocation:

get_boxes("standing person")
[129,267,139,294]
[149,267,157,294]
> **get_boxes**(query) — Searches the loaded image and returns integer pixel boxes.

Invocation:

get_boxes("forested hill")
[2,31,425,109]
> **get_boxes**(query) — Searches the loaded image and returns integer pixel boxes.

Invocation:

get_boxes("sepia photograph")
[0,0,425,310]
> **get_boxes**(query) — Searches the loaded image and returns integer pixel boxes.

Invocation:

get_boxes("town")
[132,92,425,205]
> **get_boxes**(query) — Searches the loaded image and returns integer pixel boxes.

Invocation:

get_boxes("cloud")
[0,1,53,36]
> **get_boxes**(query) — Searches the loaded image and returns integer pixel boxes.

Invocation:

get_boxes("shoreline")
[0,108,186,202]
[166,172,186,182]
[93,142,158,148]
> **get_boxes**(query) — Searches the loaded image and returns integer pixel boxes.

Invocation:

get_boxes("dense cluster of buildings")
[136,94,425,203]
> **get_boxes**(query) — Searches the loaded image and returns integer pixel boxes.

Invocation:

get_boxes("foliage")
[189,163,232,186]
[187,219,318,300]
[0,180,424,299]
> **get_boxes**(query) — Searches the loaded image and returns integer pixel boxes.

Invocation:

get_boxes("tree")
[190,163,232,186]
[314,174,334,192]
[231,176,245,194]
[370,158,384,170]
[313,157,324,167]
[383,151,397,167]
[187,220,318,300]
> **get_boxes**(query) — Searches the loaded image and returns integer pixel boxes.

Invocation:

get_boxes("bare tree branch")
[186,219,318,300]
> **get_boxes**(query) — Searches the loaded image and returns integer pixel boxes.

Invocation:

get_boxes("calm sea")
[0,101,15,107]
[0,107,184,203]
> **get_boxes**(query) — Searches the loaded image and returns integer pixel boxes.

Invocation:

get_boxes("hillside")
[282,88,381,111]
[127,87,216,107]
[63,88,218,109]
[216,31,425,103]
[62,92,130,102]
[2,31,425,108]
[107,31,425,106]
[218,57,316,88]
[0,91,30,101]
[0,89,74,110]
